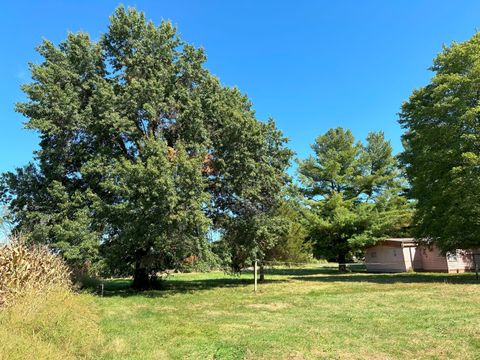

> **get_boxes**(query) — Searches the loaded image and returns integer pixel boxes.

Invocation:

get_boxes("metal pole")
[254,260,258,292]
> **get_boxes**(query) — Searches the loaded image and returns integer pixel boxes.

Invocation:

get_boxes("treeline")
[1,6,479,287]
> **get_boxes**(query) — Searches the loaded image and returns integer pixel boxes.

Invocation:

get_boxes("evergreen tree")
[299,128,411,270]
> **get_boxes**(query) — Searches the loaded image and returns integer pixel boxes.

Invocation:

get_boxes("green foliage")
[210,237,234,270]
[1,6,292,285]
[176,248,222,273]
[212,116,293,270]
[299,128,412,267]
[400,33,480,252]
[88,139,211,288]
[265,194,313,263]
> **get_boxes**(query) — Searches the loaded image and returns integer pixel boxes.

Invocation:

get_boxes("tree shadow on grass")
[94,266,354,297]
[98,274,286,298]
[98,265,340,297]
[291,272,480,285]
[91,266,478,298]
[263,266,340,277]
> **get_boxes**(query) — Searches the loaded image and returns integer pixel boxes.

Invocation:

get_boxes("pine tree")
[299,128,412,270]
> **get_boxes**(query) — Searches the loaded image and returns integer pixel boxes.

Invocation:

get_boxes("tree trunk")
[259,262,265,282]
[338,252,347,272]
[132,252,161,290]
[132,260,151,290]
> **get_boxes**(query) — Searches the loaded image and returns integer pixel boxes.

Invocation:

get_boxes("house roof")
[376,238,417,248]
[385,238,415,242]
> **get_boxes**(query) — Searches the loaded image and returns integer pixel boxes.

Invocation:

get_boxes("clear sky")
[2,1,480,175]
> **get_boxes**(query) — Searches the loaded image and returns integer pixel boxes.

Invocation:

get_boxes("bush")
[178,250,222,273]
[75,272,103,291]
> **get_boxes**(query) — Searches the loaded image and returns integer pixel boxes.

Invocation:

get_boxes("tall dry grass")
[0,237,71,306]
[0,237,103,359]
[0,286,102,360]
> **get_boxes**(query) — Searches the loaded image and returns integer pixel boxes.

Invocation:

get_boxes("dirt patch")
[108,337,128,354]
[202,310,226,317]
[247,302,292,311]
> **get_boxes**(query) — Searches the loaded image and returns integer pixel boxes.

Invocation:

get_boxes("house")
[364,238,477,273]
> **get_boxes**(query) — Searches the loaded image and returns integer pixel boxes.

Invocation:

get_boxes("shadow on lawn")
[99,275,285,298]
[292,272,480,285]
[99,265,340,297]
[97,266,336,297]
[263,266,340,276]
[94,266,478,297]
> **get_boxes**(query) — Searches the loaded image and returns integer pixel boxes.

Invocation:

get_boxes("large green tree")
[298,128,411,270]
[1,7,291,287]
[400,33,480,252]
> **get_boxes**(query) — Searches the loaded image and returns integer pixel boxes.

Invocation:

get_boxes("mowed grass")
[94,265,480,359]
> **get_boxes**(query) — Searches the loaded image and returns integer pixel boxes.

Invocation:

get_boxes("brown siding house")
[365,238,476,273]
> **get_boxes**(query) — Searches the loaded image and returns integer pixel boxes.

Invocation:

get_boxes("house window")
[371,251,377,258]
[447,251,458,262]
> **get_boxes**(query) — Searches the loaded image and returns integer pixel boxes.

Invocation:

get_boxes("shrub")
[178,250,222,272]
[75,272,103,291]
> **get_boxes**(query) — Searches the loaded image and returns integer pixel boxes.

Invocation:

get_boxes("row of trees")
[2,6,479,286]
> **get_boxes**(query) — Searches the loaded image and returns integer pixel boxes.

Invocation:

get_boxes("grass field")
[94,264,480,359]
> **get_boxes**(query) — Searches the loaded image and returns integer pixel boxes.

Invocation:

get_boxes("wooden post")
[254,260,258,292]
[101,283,104,297]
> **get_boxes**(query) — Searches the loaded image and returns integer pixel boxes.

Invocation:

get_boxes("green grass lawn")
[94,264,480,359]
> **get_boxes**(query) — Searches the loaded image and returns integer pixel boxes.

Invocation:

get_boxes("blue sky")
[2,1,480,175]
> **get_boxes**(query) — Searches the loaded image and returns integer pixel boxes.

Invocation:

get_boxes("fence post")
[254,260,258,292]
